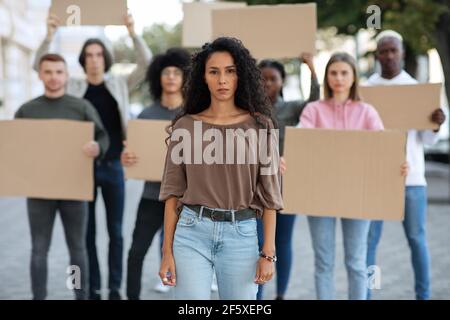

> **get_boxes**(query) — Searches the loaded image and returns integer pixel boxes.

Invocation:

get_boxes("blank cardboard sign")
[211,3,316,59]
[282,128,407,220]
[124,119,171,181]
[50,0,127,26]
[359,83,441,130]
[182,2,247,48]
[0,119,94,201]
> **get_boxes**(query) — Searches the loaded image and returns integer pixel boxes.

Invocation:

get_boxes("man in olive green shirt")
[15,53,109,300]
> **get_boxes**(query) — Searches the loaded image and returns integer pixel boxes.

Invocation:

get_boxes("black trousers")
[126,198,165,300]
[27,199,88,300]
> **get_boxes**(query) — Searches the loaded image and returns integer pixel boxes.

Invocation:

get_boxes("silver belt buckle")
[210,209,217,221]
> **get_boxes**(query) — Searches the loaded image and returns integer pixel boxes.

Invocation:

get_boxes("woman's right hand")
[121,141,138,167]
[46,14,60,41]
[159,253,177,286]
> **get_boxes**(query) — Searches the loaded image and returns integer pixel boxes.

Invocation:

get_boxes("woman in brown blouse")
[158,37,284,299]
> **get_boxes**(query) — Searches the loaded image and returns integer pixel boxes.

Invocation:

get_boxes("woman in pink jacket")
[300,52,407,300]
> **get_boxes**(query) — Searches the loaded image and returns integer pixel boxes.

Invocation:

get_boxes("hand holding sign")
[82,141,100,158]
[124,14,136,37]
[46,13,61,41]
[431,109,446,132]
[299,52,317,77]
[121,141,139,167]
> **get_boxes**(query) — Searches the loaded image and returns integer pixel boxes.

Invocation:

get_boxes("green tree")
[142,22,182,54]
[113,22,182,62]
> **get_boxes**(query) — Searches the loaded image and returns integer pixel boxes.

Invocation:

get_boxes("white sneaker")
[153,281,171,293]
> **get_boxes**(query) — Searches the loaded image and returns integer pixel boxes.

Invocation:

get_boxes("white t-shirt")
[366,70,440,186]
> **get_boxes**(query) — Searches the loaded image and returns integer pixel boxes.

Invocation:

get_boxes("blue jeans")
[308,216,370,300]
[172,205,259,300]
[367,186,430,300]
[87,159,125,294]
[256,212,296,299]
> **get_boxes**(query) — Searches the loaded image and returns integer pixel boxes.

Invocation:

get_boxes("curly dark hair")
[170,37,276,132]
[258,59,286,98]
[146,48,191,100]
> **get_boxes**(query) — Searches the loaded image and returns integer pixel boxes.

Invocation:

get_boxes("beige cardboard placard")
[359,83,441,130]
[182,2,247,48]
[211,3,316,59]
[50,0,127,26]
[282,128,406,220]
[0,119,94,201]
[124,119,170,181]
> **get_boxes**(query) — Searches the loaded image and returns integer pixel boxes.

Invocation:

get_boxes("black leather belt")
[186,205,256,222]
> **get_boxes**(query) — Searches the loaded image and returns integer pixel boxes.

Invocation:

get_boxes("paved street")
[0,162,449,300]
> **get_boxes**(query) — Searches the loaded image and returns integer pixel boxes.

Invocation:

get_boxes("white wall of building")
[0,0,48,119]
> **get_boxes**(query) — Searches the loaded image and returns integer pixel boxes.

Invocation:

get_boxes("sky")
[128,0,186,30]
[105,0,203,40]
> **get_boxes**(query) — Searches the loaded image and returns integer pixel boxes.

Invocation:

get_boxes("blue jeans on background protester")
[256,212,296,300]
[172,205,259,300]
[87,159,125,297]
[367,186,430,300]
[308,216,370,300]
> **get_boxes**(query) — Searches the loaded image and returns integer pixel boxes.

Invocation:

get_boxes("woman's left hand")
[254,257,275,285]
